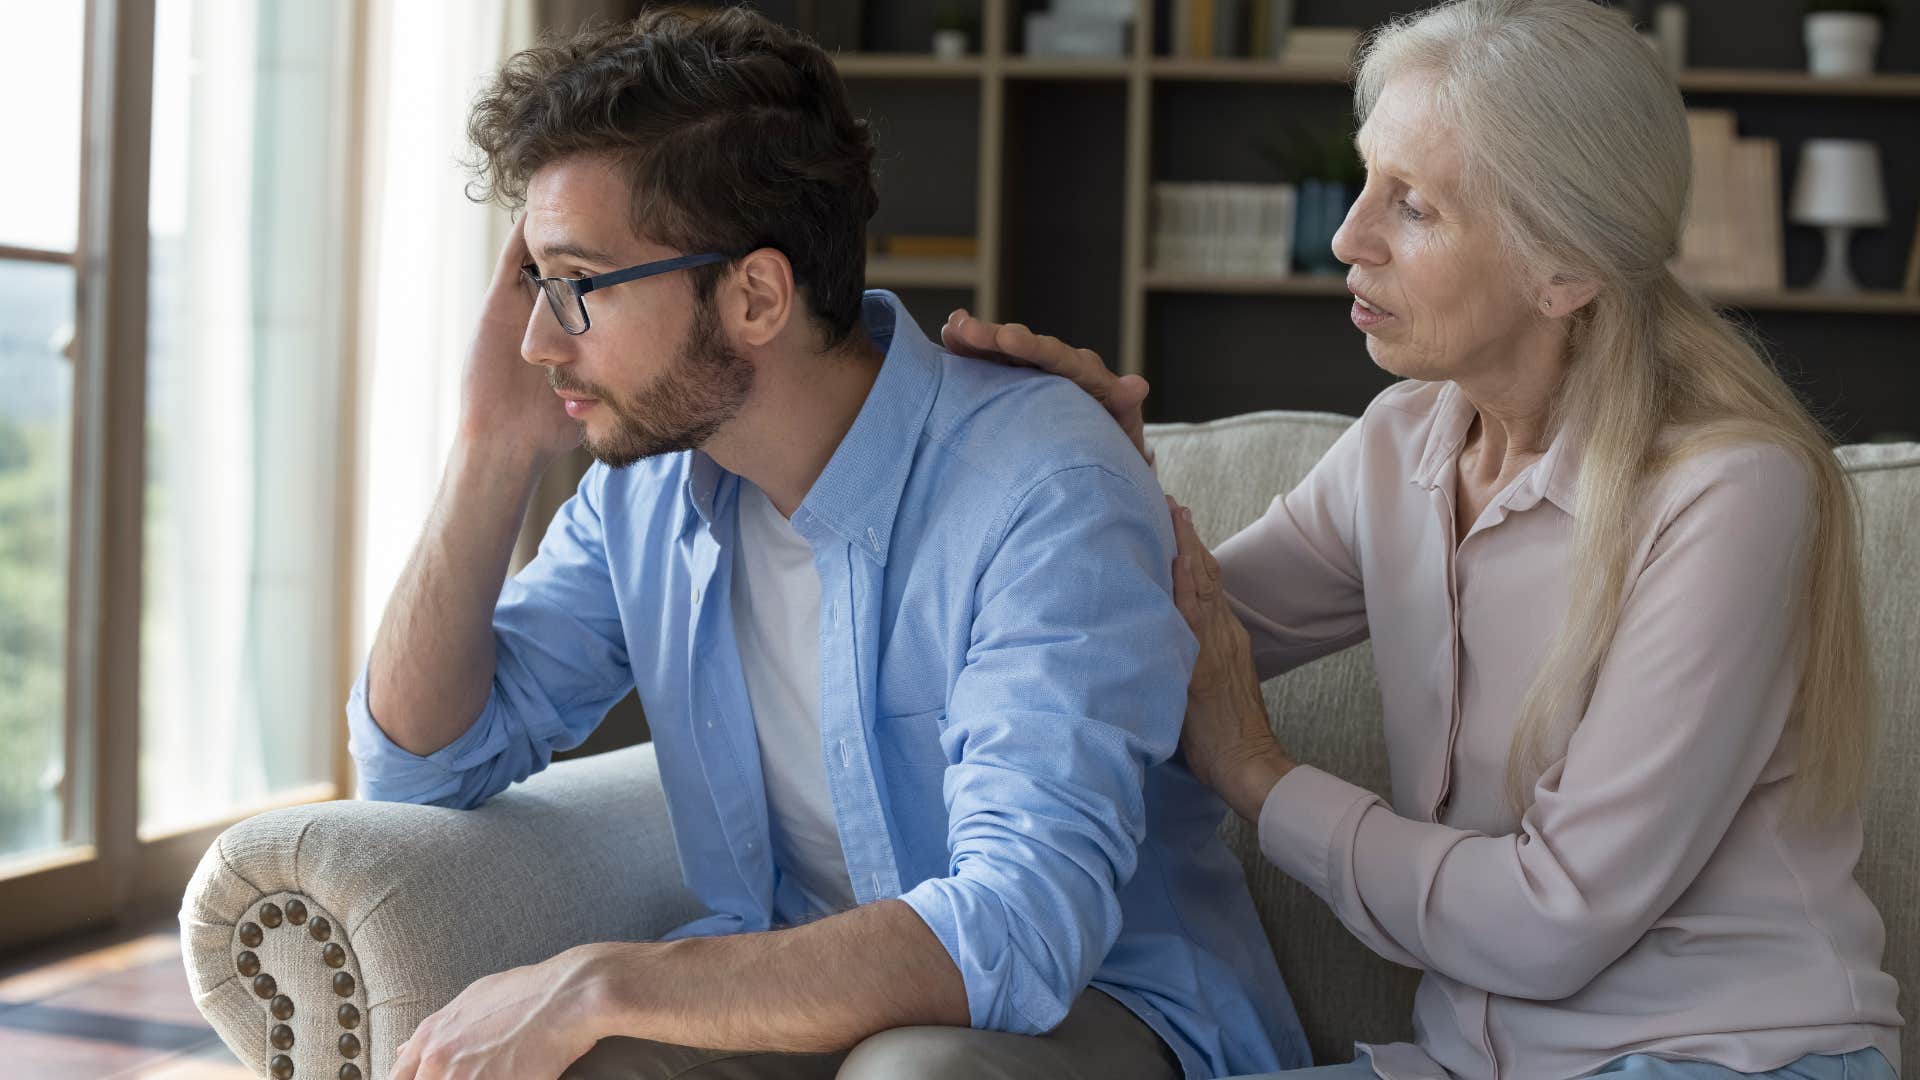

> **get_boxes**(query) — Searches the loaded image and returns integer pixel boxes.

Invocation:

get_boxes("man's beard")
[552,298,753,469]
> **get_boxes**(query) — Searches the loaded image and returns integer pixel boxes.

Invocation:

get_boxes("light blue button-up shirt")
[346,290,1310,1077]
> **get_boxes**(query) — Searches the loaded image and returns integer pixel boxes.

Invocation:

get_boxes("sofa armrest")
[180,741,701,1080]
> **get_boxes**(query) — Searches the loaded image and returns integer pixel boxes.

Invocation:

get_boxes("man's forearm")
[364,436,546,757]
[586,899,969,1054]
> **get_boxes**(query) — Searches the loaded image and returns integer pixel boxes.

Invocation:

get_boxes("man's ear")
[721,247,796,348]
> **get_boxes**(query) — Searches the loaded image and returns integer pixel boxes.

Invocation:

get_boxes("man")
[348,8,1308,1079]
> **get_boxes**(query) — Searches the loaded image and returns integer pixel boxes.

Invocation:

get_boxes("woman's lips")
[1349,288,1396,331]
[1350,299,1395,331]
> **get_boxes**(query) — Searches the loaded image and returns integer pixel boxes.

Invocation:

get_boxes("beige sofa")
[181,411,1918,1079]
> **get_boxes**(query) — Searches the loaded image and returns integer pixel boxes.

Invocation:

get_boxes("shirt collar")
[675,289,940,561]
[1409,380,1582,514]
[794,290,940,565]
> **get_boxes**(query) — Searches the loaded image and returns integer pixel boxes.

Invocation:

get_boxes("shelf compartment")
[867,255,982,289]
[1150,57,1353,84]
[1004,56,1133,80]
[1141,271,1920,314]
[1676,68,1920,98]
[833,53,985,79]
[1145,59,1920,98]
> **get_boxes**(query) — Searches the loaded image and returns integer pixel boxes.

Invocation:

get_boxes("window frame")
[0,0,366,954]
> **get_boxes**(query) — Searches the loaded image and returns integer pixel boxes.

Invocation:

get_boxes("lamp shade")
[1790,139,1889,227]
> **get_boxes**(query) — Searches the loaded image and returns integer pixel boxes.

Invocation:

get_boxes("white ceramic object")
[1804,11,1882,78]
[1789,138,1890,292]
[1655,2,1688,72]
[932,29,969,61]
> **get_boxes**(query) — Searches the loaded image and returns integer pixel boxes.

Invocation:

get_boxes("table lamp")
[1790,138,1889,293]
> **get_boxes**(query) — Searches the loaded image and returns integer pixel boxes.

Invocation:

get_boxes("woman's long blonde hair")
[1354,0,1875,819]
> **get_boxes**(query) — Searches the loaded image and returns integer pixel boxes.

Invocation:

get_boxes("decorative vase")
[1804,12,1881,78]
[932,29,969,60]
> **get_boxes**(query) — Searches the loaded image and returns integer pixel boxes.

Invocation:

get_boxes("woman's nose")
[1331,193,1385,268]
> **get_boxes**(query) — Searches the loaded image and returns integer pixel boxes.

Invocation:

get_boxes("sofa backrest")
[1145,412,1919,1068]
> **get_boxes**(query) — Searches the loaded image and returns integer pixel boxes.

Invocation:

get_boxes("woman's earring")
[1543,296,1554,313]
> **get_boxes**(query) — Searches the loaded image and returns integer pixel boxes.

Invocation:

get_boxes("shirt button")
[838,739,851,768]
[692,586,703,605]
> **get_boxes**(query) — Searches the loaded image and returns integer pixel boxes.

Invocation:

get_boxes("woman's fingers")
[940,308,1006,361]
[1168,499,1199,620]
[1198,532,1224,586]
[944,309,1153,463]
[943,310,1114,383]
[1170,503,1219,602]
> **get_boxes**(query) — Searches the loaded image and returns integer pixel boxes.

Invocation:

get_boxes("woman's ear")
[1539,273,1601,320]
[723,247,796,348]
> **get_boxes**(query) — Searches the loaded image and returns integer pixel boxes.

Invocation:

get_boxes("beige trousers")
[559,987,1184,1080]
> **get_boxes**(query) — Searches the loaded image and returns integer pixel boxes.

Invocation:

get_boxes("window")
[0,1,86,870]
[0,0,358,952]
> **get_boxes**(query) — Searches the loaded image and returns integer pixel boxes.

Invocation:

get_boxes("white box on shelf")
[1151,182,1296,276]
[1024,12,1129,58]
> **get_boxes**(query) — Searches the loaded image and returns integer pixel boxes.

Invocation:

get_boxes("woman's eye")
[1397,198,1427,223]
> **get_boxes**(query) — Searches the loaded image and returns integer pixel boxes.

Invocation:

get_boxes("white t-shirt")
[729,480,857,918]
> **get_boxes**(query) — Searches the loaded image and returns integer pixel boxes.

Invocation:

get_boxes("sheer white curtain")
[143,0,355,832]
[352,0,535,659]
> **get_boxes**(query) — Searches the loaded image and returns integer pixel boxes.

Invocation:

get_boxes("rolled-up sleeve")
[898,463,1197,1034]
[1257,446,1816,1000]
[347,464,634,809]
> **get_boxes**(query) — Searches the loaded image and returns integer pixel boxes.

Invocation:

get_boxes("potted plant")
[1260,124,1367,275]
[1805,0,1889,78]
[932,4,976,61]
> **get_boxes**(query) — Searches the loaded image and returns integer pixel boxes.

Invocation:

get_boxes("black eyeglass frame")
[520,251,734,335]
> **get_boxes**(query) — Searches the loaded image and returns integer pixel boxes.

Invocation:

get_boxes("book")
[1250,0,1295,60]
[1906,212,1920,294]
[1673,111,1785,293]
[1151,182,1297,275]
[1729,137,1782,291]
[1214,0,1243,59]
[1674,110,1737,291]
[882,235,978,259]
[1279,26,1361,66]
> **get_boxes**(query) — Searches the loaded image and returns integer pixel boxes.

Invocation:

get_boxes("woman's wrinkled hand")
[940,308,1152,463]
[1168,497,1297,821]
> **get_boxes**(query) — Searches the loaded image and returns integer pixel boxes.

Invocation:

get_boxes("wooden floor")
[0,912,250,1079]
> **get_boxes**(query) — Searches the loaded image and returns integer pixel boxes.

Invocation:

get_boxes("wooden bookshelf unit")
[813,0,1918,441]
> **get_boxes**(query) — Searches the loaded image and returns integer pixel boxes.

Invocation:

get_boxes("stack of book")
[1150,182,1297,275]
[1671,110,1783,293]
[1279,26,1362,67]
[1167,0,1290,58]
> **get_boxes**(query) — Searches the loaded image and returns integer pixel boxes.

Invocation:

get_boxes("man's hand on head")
[458,212,583,473]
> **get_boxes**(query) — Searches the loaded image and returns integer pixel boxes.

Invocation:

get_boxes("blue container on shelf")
[1293,179,1360,274]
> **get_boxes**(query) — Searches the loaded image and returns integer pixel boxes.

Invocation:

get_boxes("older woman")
[942,2,1903,1078]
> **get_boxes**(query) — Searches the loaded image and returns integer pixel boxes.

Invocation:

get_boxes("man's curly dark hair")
[466,5,880,346]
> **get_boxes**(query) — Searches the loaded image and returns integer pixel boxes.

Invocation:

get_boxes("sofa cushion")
[1145,411,1918,1069]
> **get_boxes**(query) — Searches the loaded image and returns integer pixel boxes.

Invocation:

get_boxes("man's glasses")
[520,252,733,335]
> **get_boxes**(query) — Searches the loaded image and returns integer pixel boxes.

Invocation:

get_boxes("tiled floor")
[0,913,251,1079]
